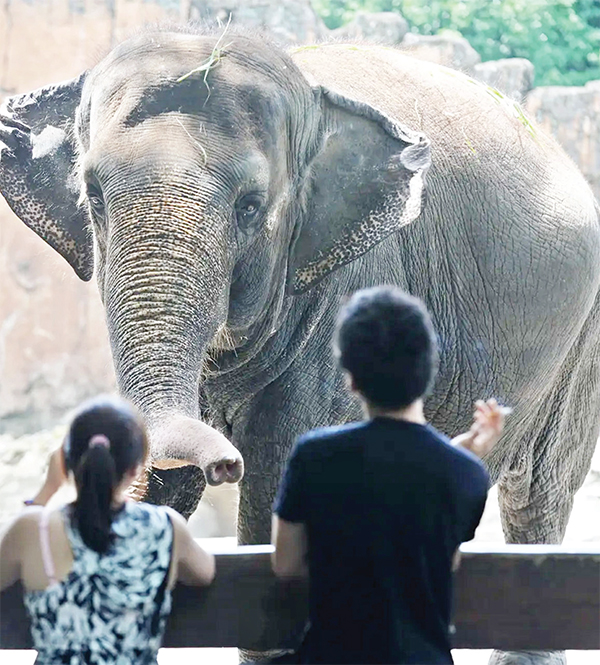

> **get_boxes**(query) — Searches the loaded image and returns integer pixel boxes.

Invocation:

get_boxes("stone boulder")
[400,33,481,74]
[190,0,327,45]
[526,80,600,200]
[473,58,535,102]
[332,11,409,45]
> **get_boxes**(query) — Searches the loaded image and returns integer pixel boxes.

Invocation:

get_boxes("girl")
[0,395,215,664]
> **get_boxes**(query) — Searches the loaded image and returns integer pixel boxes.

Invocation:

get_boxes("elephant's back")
[291,44,529,140]
[292,43,541,149]
[290,43,593,211]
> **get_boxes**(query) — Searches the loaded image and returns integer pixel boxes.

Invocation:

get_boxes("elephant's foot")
[489,650,566,665]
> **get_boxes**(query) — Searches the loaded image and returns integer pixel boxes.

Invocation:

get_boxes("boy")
[271,286,504,664]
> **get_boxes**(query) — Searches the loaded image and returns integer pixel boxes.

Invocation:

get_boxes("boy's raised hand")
[451,398,507,459]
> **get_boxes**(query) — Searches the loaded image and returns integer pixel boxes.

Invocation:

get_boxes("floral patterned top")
[23,501,174,665]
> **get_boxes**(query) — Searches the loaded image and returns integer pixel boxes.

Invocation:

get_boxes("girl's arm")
[167,508,216,587]
[1,444,68,590]
[25,445,68,507]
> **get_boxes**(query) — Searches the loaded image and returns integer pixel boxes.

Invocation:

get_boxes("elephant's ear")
[287,87,431,295]
[0,74,93,281]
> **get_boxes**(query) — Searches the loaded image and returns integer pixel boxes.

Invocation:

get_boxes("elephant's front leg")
[231,364,357,664]
[236,432,293,546]
[232,363,360,546]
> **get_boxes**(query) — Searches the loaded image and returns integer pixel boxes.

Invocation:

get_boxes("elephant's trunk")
[102,189,243,487]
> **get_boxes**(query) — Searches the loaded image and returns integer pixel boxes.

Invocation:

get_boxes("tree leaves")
[313,0,600,86]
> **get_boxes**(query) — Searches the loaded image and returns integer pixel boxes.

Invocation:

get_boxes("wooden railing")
[1,543,599,651]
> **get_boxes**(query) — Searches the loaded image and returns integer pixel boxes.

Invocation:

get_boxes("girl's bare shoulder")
[6,506,62,536]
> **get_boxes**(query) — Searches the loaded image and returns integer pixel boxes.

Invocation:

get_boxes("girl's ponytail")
[65,397,148,555]
[72,438,117,553]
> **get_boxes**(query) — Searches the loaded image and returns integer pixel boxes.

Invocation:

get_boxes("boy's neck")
[364,398,426,425]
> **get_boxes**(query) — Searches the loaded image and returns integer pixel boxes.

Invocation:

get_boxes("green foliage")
[312,0,600,86]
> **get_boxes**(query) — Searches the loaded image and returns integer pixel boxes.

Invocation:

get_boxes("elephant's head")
[0,28,430,517]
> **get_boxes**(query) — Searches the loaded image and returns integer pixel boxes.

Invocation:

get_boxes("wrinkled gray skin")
[1,28,599,665]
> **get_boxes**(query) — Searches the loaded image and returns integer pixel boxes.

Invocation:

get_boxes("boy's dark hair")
[334,286,438,409]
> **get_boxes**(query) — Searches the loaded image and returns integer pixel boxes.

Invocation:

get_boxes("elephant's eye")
[235,194,264,228]
[87,186,105,217]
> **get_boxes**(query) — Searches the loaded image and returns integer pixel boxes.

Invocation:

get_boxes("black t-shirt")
[274,418,489,665]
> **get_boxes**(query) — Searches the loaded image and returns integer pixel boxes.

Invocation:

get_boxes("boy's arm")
[271,514,309,579]
[271,439,310,579]
[451,398,507,459]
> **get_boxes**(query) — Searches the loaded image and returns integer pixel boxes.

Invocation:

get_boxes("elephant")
[1,25,599,600]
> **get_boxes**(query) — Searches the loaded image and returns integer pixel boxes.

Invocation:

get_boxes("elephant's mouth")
[141,464,208,521]
[209,322,239,353]
[130,456,241,520]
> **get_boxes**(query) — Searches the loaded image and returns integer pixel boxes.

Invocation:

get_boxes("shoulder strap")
[39,509,58,586]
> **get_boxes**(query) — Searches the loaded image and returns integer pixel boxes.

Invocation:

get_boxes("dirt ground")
[1,429,599,664]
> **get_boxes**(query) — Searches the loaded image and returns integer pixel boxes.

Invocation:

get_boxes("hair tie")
[89,434,111,449]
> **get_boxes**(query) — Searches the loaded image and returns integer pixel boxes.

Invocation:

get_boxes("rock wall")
[1,1,599,433]
[474,58,535,103]
[400,33,481,74]
[332,10,408,44]
[526,81,600,198]
[188,0,327,44]
[0,206,116,435]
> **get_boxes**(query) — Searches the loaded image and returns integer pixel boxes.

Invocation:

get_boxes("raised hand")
[26,444,68,507]
[451,398,508,459]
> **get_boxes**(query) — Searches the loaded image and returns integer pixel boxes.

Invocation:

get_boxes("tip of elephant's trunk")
[205,458,244,485]
[150,454,243,486]
[147,414,244,487]
[125,414,244,517]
